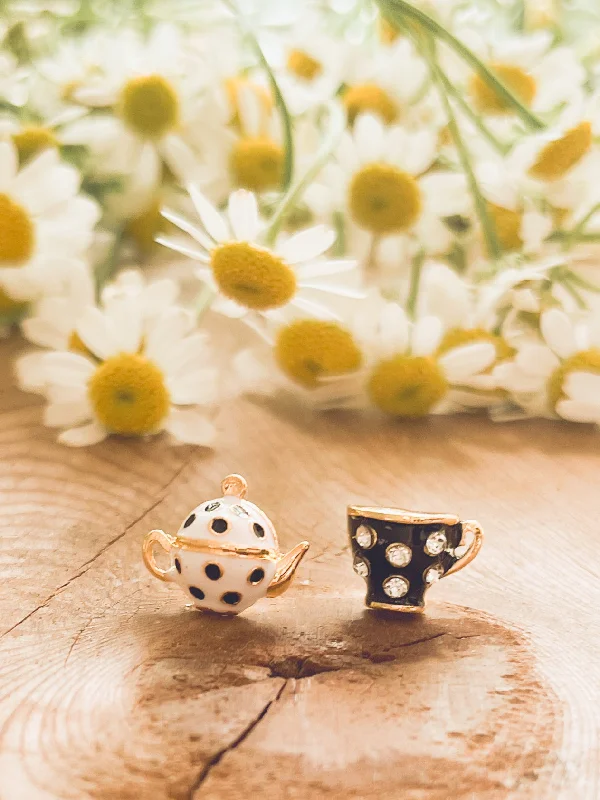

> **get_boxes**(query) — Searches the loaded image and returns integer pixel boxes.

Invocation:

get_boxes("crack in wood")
[187,679,288,799]
[0,449,195,640]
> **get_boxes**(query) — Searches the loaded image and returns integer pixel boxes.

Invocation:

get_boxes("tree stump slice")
[0,337,598,799]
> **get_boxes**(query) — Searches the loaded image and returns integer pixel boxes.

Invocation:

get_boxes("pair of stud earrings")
[143,474,483,616]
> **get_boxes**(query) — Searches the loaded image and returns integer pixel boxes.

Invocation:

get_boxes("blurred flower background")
[3,0,600,446]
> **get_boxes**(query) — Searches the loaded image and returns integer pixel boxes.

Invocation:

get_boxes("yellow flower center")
[470,63,536,114]
[343,83,398,125]
[547,349,600,410]
[225,76,273,133]
[12,126,58,164]
[529,122,592,182]
[0,194,35,266]
[287,49,322,82]
[125,198,165,255]
[88,353,170,435]
[367,355,448,417]
[211,241,297,311]
[349,163,422,234]
[0,286,28,319]
[118,74,180,139]
[487,203,522,252]
[275,319,362,388]
[438,327,515,362]
[230,137,284,192]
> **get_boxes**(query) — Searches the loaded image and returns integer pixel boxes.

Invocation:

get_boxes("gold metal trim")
[266,541,310,598]
[445,519,484,576]
[348,505,460,526]
[221,474,248,499]
[368,601,425,614]
[142,529,176,582]
[172,536,279,561]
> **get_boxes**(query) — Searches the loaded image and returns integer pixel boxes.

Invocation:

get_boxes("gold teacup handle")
[445,520,483,576]
[143,529,176,582]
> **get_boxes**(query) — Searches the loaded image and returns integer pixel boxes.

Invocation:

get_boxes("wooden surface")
[0,334,599,799]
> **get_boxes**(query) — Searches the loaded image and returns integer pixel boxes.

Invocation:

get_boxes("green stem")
[377,0,545,131]
[406,249,425,318]
[573,202,600,236]
[222,0,294,192]
[426,41,501,260]
[266,103,345,245]
[196,284,217,321]
[548,231,600,243]
[332,210,346,257]
[436,69,510,156]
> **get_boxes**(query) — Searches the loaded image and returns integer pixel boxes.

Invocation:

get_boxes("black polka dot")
[205,501,220,512]
[211,518,228,534]
[189,586,205,600]
[174,558,181,573]
[221,591,242,606]
[248,567,265,585]
[253,523,265,538]
[183,513,196,529]
[205,563,222,581]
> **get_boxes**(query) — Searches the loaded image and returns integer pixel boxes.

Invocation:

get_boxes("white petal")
[164,407,217,446]
[58,421,107,447]
[412,316,442,356]
[516,344,560,378]
[44,399,92,428]
[563,371,600,403]
[156,235,210,263]
[291,296,341,320]
[188,184,228,243]
[21,316,68,349]
[541,308,577,358]
[15,350,47,392]
[76,307,122,359]
[277,226,336,265]
[379,303,409,355]
[42,351,95,386]
[160,208,214,252]
[227,190,260,241]
[354,114,384,163]
[167,369,218,405]
[439,343,496,382]
[105,295,143,354]
[298,283,365,298]
[295,259,356,281]
[144,309,194,369]
[556,399,600,423]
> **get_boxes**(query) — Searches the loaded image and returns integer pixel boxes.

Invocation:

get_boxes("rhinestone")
[353,557,370,578]
[204,502,220,512]
[386,542,412,568]
[382,575,409,599]
[231,504,249,517]
[424,529,447,556]
[424,564,444,584]
[355,524,376,549]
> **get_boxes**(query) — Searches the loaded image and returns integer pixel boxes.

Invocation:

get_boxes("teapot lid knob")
[221,473,248,499]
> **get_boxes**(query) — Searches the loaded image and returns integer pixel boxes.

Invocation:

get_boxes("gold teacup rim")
[347,505,460,526]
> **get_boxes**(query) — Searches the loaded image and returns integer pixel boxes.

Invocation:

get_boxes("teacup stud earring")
[143,474,310,615]
[348,504,483,613]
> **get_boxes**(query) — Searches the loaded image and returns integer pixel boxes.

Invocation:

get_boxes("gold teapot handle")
[142,529,176,582]
[445,520,483,577]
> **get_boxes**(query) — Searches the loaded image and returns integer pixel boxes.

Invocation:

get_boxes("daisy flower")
[28,294,219,447]
[60,25,210,193]
[495,308,600,424]
[0,141,99,302]
[306,114,461,269]
[340,38,430,126]
[315,300,497,418]
[157,186,362,323]
[271,21,347,115]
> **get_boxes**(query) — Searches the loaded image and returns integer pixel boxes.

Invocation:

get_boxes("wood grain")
[0,335,599,799]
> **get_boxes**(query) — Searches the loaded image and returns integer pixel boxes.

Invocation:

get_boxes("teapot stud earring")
[143,474,310,615]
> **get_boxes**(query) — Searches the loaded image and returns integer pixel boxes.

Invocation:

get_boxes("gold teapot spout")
[267,541,310,598]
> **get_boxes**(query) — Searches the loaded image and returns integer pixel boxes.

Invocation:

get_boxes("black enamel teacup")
[348,504,483,612]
